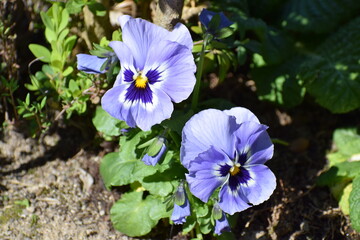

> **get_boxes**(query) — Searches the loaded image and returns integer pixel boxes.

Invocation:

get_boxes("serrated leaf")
[110,191,167,237]
[327,128,360,166]
[29,44,51,63]
[349,176,360,232]
[252,56,305,108]
[100,152,157,189]
[281,0,360,34]
[92,106,125,136]
[141,160,186,197]
[300,17,360,113]
[317,161,360,187]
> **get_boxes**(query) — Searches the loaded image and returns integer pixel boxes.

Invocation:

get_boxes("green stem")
[195,223,203,239]
[191,34,210,111]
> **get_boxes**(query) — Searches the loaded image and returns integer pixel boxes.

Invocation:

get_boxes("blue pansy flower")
[199,8,233,34]
[171,182,191,224]
[181,107,276,215]
[77,54,107,74]
[101,15,196,131]
[77,51,117,74]
[213,202,231,235]
[142,137,167,166]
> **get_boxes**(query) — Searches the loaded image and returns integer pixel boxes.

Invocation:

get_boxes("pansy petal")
[240,165,276,206]
[101,84,137,128]
[121,18,169,70]
[118,15,131,29]
[186,146,229,202]
[168,23,194,50]
[233,121,273,164]
[142,143,166,166]
[181,109,237,169]
[77,54,107,74]
[129,87,174,131]
[218,184,251,215]
[171,195,191,224]
[223,107,260,124]
[109,41,135,70]
[144,40,196,102]
[214,212,231,235]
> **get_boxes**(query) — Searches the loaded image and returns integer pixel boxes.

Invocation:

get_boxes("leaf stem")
[191,34,210,111]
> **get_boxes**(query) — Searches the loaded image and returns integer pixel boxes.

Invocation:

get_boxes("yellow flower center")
[134,74,148,89]
[230,163,241,176]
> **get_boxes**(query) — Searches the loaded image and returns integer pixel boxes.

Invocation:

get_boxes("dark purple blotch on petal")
[125,83,153,103]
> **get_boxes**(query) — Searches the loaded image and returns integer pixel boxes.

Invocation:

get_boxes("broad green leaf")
[141,160,186,197]
[92,106,126,136]
[281,0,360,34]
[182,215,196,233]
[65,0,86,14]
[251,56,305,108]
[64,35,77,53]
[349,176,360,231]
[339,183,352,215]
[100,130,154,189]
[45,28,57,44]
[162,110,194,135]
[100,152,157,189]
[300,17,360,113]
[317,161,360,186]
[29,44,51,63]
[110,191,167,237]
[327,128,360,166]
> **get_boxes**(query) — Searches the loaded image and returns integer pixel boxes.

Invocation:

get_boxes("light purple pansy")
[101,16,196,131]
[77,54,107,74]
[180,107,276,215]
[171,183,191,224]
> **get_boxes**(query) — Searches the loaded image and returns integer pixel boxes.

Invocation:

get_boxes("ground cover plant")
[1,0,360,239]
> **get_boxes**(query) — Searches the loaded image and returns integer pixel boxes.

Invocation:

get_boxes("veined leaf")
[349,176,360,231]
[300,17,360,113]
[281,0,360,33]
[110,191,169,237]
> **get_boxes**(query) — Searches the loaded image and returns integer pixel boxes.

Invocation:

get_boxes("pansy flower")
[199,9,233,35]
[181,107,276,215]
[77,54,108,74]
[171,182,191,224]
[101,16,196,131]
[212,202,231,235]
[141,137,167,166]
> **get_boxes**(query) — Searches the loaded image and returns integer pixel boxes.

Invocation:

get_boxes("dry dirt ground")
[0,125,129,240]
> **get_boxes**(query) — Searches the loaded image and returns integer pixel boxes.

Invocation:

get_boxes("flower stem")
[191,34,210,111]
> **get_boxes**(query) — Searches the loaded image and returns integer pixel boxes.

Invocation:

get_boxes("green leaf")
[327,128,360,166]
[64,35,77,53]
[349,176,360,231]
[87,1,106,17]
[92,106,125,137]
[141,159,186,197]
[281,0,360,34]
[65,0,86,14]
[100,130,155,189]
[162,110,194,135]
[63,66,73,77]
[339,183,352,215]
[110,191,168,237]
[59,8,69,32]
[100,151,157,189]
[251,56,305,108]
[300,17,360,113]
[40,11,54,31]
[45,28,57,44]
[317,161,360,187]
[29,44,51,63]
